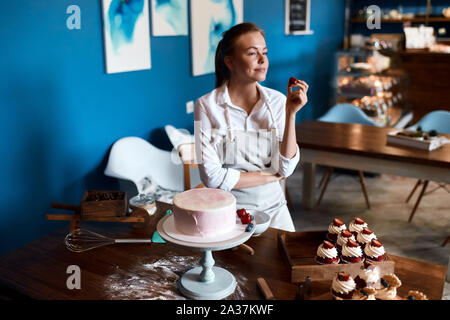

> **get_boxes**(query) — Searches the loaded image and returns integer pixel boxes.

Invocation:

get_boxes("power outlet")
[186,100,194,114]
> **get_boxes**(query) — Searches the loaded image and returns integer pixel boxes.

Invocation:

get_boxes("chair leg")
[442,236,450,247]
[317,168,333,206]
[358,171,371,209]
[408,180,429,223]
[406,179,422,203]
[317,167,332,189]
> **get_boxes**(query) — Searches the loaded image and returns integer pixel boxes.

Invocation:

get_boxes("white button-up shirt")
[194,82,300,191]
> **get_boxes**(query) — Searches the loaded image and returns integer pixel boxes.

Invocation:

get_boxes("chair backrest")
[164,125,194,150]
[318,103,378,126]
[104,136,184,192]
[407,110,450,134]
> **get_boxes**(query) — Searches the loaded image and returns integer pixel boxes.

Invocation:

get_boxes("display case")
[332,49,409,127]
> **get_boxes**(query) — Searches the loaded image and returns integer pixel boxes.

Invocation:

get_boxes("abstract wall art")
[190,0,243,76]
[102,0,151,74]
[151,0,188,36]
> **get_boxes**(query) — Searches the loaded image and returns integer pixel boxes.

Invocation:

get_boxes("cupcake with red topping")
[348,217,368,237]
[316,240,340,265]
[364,239,387,262]
[354,261,380,289]
[356,227,377,249]
[336,230,355,251]
[341,239,365,264]
[326,218,346,242]
[331,272,356,300]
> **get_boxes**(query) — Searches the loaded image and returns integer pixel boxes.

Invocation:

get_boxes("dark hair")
[214,22,265,88]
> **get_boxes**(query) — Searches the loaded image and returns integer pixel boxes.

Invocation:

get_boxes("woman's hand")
[286,78,308,116]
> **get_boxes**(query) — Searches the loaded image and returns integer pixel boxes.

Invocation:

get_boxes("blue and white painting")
[102,0,151,74]
[151,0,188,36]
[191,0,243,76]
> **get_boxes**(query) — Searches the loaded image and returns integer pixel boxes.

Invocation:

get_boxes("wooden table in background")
[296,121,450,209]
[0,202,446,300]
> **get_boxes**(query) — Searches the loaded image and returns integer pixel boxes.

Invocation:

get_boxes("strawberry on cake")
[331,272,356,300]
[336,230,355,251]
[354,261,380,289]
[341,239,365,263]
[348,217,368,236]
[316,240,340,264]
[364,239,387,262]
[326,218,346,242]
[356,227,377,248]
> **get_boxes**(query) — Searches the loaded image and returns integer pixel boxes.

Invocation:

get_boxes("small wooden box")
[277,230,395,282]
[81,190,127,218]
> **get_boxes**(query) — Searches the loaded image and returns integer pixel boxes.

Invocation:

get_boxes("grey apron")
[218,104,295,232]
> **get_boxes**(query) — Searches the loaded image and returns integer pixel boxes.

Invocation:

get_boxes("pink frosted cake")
[172,188,236,237]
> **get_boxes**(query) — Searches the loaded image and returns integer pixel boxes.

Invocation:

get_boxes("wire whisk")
[65,228,152,253]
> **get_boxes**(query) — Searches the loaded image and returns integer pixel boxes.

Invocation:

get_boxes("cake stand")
[156,213,255,300]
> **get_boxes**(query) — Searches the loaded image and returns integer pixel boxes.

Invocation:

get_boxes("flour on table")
[103,251,248,300]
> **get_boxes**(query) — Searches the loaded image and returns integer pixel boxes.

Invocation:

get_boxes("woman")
[194,22,308,232]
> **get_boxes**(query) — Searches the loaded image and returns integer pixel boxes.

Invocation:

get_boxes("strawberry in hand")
[286,76,308,115]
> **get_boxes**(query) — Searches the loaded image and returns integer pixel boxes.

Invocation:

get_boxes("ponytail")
[214,22,265,88]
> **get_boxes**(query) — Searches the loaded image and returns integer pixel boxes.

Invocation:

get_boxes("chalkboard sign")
[285,0,313,35]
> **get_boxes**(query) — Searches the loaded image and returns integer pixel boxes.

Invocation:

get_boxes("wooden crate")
[81,190,127,218]
[277,230,395,283]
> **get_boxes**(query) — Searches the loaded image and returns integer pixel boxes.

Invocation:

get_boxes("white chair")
[104,136,184,203]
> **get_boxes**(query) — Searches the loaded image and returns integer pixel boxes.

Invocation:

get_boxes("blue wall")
[0,0,345,255]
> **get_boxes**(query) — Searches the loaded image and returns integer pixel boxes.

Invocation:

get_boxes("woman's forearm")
[280,112,297,159]
[232,171,282,190]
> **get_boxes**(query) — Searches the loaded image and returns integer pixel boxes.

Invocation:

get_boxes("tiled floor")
[287,166,450,300]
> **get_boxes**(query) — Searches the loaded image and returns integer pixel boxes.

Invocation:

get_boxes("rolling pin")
[256,277,275,300]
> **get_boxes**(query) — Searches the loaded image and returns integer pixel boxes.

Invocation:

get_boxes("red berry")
[333,218,344,227]
[338,272,350,281]
[323,240,335,249]
[355,217,365,225]
[347,239,359,248]
[372,239,383,247]
[288,76,297,87]
[362,228,373,235]
[341,230,353,238]
[240,214,252,224]
[237,209,247,218]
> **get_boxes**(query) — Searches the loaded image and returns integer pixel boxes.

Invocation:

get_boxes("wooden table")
[0,202,446,300]
[296,121,450,209]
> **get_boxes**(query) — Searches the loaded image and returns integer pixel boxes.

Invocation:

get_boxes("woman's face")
[225,31,269,83]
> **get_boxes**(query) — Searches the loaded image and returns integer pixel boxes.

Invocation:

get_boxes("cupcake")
[336,230,355,251]
[375,274,401,300]
[354,261,380,289]
[348,217,368,236]
[341,239,365,264]
[407,290,428,300]
[352,287,377,300]
[356,227,377,248]
[316,240,340,264]
[331,272,357,300]
[364,239,387,262]
[326,218,346,242]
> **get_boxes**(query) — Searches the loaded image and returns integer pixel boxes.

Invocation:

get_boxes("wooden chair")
[404,110,450,222]
[315,104,378,209]
[317,167,370,209]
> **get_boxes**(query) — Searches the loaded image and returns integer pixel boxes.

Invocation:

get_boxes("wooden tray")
[81,190,127,218]
[277,230,395,282]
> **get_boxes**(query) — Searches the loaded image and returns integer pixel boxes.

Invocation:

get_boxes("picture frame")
[285,0,314,35]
